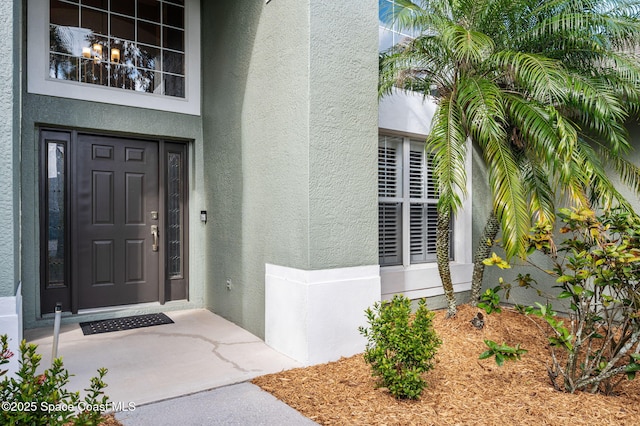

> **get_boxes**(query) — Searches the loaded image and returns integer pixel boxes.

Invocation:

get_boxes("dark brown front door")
[75,135,160,309]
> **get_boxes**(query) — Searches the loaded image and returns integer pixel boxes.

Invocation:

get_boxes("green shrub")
[485,208,640,394]
[0,335,109,425]
[529,208,640,394]
[359,295,441,399]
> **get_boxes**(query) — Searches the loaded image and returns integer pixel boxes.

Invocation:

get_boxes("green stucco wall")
[308,1,379,269]
[20,95,207,327]
[0,0,19,298]
[201,0,379,338]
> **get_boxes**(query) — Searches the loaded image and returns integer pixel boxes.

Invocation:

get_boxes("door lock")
[151,225,159,252]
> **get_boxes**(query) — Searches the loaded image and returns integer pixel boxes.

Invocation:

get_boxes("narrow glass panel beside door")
[167,152,182,278]
[47,142,66,288]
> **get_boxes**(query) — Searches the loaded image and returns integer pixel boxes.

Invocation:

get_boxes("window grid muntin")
[49,0,186,98]
[378,0,420,52]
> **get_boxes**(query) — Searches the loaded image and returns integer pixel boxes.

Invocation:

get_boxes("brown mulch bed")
[252,304,640,425]
[100,414,121,425]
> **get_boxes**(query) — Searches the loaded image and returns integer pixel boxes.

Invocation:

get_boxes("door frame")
[39,129,190,315]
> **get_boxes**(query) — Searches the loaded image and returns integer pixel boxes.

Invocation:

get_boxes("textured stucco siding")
[202,0,379,338]
[0,0,18,298]
[308,0,379,269]
[202,1,311,338]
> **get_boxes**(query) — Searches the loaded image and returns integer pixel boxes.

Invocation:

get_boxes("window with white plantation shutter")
[409,142,439,263]
[379,134,449,267]
[379,203,402,265]
[378,136,402,265]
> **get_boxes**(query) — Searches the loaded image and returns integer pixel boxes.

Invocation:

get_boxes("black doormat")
[80,313,174,335]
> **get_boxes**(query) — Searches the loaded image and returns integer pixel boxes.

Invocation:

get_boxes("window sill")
[380,261,473,299]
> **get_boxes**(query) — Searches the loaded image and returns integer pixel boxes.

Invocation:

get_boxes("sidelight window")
[45,141,68,288]
[167,151,183,278]
[163,142,188,300]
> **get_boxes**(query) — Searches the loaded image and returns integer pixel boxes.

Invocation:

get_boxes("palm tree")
[379,0,640,316]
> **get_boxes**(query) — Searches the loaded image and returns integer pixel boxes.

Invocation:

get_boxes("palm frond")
[426,94,468,215]
[599,147,640,194]
[502,94,563,164]
[519,156,556,224]
[489,51,568,105]
[573,141,636,211]
[457,76,506,143]
[441,24,494,65]
[484,137,530,258]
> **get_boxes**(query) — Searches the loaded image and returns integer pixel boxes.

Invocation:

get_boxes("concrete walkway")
[25,309,316,424]
[115,382,317,425]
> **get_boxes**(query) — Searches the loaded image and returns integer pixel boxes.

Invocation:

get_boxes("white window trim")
[27,0,201,116]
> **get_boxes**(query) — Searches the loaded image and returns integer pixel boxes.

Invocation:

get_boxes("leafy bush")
[359,295,441,399]
[487,208,640,394]
[479,340,527,366]
[477,286,503,314]
[0,335,109,425]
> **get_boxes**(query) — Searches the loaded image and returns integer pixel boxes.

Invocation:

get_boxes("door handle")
[151,225,159,252]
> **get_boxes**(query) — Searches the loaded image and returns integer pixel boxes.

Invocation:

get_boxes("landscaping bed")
[253,304,640,425]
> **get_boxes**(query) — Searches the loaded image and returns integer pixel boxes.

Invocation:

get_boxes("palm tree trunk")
[470,212,500,306]
[436,210,457,317]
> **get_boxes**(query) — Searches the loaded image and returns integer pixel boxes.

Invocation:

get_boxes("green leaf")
[557,291,573,299]
[478,350,493,360]
[625,363,640,373]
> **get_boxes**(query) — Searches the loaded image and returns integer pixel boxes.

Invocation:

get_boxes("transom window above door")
[49,0,186,97]
[28,0,201,115]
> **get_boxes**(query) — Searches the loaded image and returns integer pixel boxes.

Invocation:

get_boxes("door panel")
[125,239,145,282]
[125,173,144,223]
[75,135,159,309]
[92,171,114,223]
[92,240,114,285]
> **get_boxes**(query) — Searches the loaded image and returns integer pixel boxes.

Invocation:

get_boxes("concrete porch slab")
[24,309,301,406]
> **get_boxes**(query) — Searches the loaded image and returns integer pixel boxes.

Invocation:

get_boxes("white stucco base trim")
[0,283,23,376]
[265,264,381,366]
